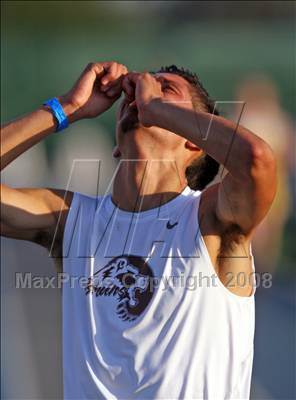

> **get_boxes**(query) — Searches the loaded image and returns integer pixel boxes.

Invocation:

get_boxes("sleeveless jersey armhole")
[62,191,81,263]
[194,190,256,302]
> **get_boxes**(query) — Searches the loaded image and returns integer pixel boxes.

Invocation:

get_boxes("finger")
[101,63,128,93]
[122,73,139,100]
[105,82,123,98]
[101,64,117,92]
[102,77,126,97]
[139,72,162,90]
[84,62,105,76]
[106,71,129,98]
[122,79,133,99]
[102,63,127,85]
[119,64,128,76]
[75,62,104,89]
[102,62,128,78]
[139,71,157,83]
[125,72,140,85]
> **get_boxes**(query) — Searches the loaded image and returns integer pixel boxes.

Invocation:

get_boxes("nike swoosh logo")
[166,221,178,230]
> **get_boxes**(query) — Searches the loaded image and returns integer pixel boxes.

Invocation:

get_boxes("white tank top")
[62,186,255,399]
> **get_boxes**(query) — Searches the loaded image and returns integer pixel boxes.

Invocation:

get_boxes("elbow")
[249,141,277,182]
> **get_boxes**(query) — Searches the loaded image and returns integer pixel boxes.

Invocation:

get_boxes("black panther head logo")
[85,255,154,322]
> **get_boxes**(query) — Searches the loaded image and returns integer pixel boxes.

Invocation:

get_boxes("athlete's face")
[114,73,194,158]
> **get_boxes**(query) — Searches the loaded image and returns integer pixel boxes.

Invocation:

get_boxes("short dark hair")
[156,65,220,191]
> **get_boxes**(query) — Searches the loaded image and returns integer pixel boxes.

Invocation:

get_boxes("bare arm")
[1,61,128,248]
[155,106,276,233]
[1,102,75,247]
[122,72,277,296]
[134,73,277,236]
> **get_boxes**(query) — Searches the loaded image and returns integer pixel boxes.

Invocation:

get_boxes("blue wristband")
[43,97,69,132]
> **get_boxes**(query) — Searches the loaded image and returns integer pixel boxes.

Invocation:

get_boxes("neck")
[112,158,188,212]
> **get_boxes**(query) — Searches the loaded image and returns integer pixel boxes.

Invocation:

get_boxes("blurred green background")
[2,0,295,272]
[1,1,295,399]
[2,1,295,120]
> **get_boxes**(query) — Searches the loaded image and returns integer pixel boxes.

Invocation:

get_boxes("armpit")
[218,223,249,261]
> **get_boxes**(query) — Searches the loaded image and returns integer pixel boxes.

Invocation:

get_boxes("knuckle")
[87,62,95,70]
[108,61,117,68]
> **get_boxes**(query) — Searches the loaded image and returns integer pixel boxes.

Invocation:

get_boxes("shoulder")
[61,192,104,261]
[69,191,100,207]
[64,191,102,228]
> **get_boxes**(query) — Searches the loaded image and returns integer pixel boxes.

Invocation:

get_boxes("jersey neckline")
[103,186,196,221]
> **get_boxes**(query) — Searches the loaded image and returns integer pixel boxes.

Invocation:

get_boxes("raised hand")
[60,61,128,121]
[134,73,164,126]
[124,71,198,130]
[122,72,165,127]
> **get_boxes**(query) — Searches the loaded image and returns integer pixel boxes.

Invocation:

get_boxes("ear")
[185,140,201,152]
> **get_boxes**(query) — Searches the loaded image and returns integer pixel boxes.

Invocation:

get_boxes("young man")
[1,61,276,399]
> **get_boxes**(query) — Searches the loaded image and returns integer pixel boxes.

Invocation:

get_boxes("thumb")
[74,63,105,93]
